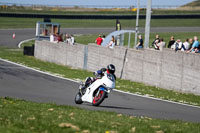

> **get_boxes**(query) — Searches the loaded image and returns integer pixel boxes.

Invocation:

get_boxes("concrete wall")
[87,44,127,78]
[35,40,86,69]
[123,48,200,94]
[35,40,200,95]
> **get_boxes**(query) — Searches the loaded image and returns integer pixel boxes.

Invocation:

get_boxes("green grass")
[1,97,200,133]
[0,17,200,29]
[1,36,200,106]
[1,7,200,15]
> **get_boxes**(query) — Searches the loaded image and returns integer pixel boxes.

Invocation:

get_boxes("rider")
[80,64,116,90]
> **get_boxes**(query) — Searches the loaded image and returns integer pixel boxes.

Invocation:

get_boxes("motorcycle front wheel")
[75,92,83,104]
[92,90,106,106]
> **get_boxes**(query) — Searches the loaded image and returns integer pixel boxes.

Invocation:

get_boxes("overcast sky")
[0,0,196,7]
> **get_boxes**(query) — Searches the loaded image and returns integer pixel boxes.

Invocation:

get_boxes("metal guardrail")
[0,13,200,19]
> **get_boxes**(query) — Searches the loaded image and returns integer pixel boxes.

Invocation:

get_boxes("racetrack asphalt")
[1,27,200,48]
[1,59,200,123]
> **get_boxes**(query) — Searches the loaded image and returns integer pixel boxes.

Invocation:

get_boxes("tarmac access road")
[0,27,200,48]
[0,59,200,123]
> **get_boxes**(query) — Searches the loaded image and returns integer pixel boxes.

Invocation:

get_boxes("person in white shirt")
[171,39,184,51]
[157,38,166,51]
[106,36,115,49]
[182,38,190,51]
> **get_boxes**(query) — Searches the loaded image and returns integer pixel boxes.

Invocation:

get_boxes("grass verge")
[0,38,200,106]
[0,17,200,29]
[0,97,200,133]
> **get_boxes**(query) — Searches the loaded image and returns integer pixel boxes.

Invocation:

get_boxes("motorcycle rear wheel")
[92,90,106,106]
[75,92,83,104]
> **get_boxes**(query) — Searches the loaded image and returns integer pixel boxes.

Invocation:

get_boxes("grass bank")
[1,97,200,133]
[0,17,200,29]
[1,38,200,106]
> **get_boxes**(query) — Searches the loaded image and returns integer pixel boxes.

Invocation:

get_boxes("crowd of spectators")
[50,32,75,45]
[56,31,199,54]
[150,34,200,54]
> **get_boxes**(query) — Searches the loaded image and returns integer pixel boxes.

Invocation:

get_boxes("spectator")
[57,33,63,42]
[168,36,175,48]
[173,39,185,51]
[102,35,106,42]
[106,36,115,48]
[95,35,103,45]
[182,38,190,51]
[50,33,55,42]
[188,38,193,50]
[116,19,121,31]
[157,38,166,51]
[65,34,70,43]
[54,32,59,42]
[70,34,75,45]
[187,36,199,53]
[136,35,143,49]
[152,34,160,50]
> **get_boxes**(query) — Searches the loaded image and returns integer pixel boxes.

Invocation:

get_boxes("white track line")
[18,38,36,48]
[0,58,200,109]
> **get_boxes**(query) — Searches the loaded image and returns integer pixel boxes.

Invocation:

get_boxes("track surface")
[1,28,200,123]
[1,27,200,47]
[0,59,200,123]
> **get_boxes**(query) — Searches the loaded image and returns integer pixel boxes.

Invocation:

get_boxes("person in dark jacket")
[168,36,175,48]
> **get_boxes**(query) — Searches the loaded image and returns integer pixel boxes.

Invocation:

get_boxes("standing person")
[157,38,166,51]
[168,36,175,48]
[188,38,194,50]
[95,35,103,45]
[102,35,106,42]
[187,36,199,53]
[50,33,55,42]
[136,35,143,49]
[116,19,121,31]
[152,34,160,50]
[182,38,190,51]
[70,34,75,45]
[106,36,115,49]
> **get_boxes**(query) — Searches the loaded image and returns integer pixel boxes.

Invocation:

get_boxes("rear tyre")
[92,90,106,106]
[75,92,83,104]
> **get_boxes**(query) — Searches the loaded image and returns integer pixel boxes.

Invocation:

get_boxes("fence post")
[120,48,128,79]
[83,45,88,70]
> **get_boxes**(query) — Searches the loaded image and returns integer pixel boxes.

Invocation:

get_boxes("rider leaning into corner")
[80,64,116,91]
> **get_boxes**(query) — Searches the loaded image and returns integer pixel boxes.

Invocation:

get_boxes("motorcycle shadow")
[87,104,135,110]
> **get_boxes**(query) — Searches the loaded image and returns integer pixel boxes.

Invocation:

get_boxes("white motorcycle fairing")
[81,73,115,103]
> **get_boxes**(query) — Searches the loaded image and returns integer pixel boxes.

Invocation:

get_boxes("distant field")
[0,17,200,29]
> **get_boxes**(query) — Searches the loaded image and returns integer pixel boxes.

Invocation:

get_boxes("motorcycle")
[74,73,115,106]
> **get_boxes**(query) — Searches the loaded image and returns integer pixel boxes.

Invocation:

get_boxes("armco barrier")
[35,40,200,95]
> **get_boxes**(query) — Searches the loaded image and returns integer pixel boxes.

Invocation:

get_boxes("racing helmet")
[107,64,115,74]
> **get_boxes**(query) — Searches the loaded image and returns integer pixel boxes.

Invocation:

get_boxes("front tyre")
[92,90,106,106]
[75,92,83,104]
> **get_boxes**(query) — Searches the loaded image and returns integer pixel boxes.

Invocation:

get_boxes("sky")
[0,0,196,7]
